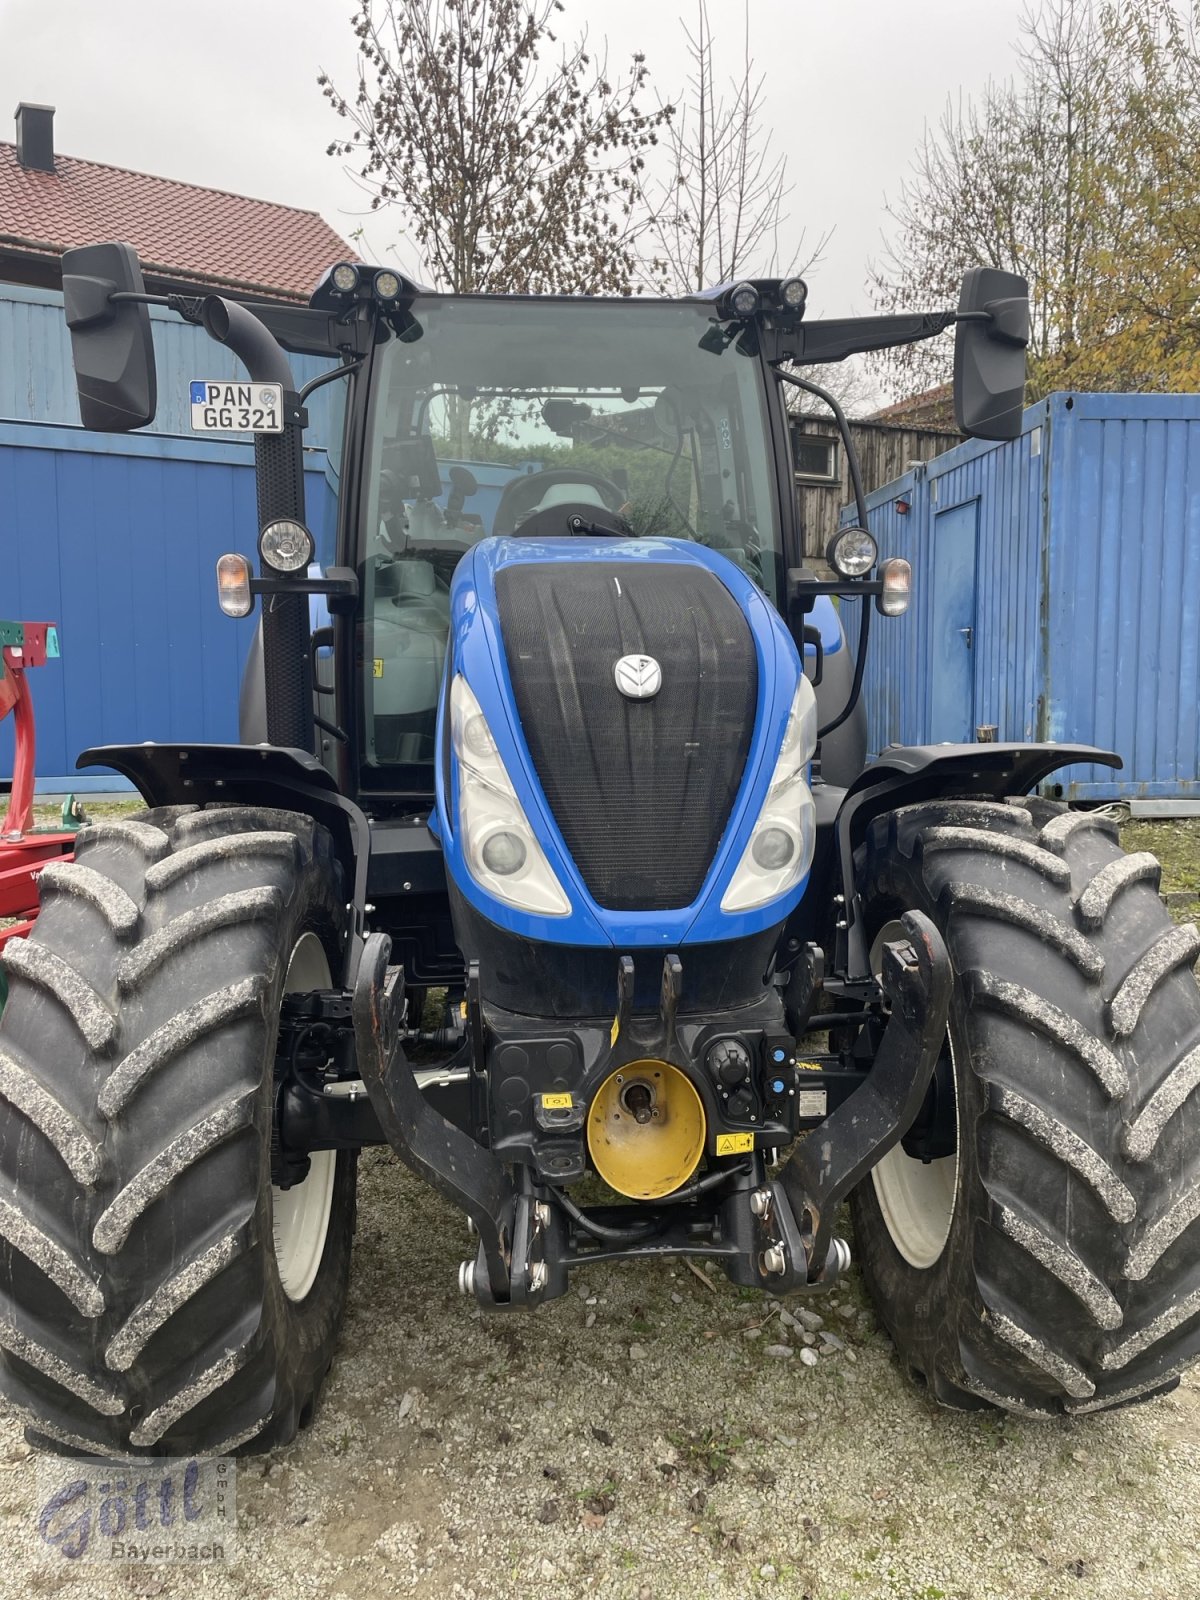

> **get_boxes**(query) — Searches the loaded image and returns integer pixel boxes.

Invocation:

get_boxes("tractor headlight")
[721,678,817,913]
[451,676,570,917]
[752,826,795,870]
[827,526,878,578]
[259,518,315,573]
[481,830,527,876]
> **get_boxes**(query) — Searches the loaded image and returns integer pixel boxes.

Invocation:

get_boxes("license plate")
[190,381,284,433]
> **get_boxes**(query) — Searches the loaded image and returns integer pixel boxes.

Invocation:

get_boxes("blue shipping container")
[0,283,342,444]
[841,392,1200,802]
[1,282,341,790]
[1,422,338,788]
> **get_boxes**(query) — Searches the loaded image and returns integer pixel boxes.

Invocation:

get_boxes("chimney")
[15,104,55,173]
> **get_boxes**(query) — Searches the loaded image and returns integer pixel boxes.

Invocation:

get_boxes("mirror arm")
[773,309,957,365]
[298,357,364,404]
[772,364,872,741]
[773,365,869,531]
[787,307,1024,352]
[110,290,208,326]
[956,298,1031,348]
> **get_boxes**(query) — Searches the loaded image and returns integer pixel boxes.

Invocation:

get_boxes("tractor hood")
[433,536,813,948]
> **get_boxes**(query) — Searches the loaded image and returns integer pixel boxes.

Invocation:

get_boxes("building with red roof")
[0,104,352,304]
[866,382,956,431]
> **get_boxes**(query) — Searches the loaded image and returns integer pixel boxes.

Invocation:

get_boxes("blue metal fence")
[842,392,1200,801]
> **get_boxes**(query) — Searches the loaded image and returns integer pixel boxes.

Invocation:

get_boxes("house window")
[793,433,840,487]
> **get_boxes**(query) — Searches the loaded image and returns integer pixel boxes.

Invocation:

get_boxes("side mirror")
[62,242,157,431]
[953,267,1029,441]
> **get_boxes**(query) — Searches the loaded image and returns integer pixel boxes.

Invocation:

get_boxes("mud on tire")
[850,798,1200,1416]
[0,805,356,1455]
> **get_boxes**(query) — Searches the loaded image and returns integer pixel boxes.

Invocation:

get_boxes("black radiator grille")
[494,561,757,910]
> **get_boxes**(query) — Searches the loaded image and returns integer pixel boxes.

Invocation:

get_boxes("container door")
[930,499,978,741]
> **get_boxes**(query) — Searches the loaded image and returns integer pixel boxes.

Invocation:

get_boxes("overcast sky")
[0,0,1029,319]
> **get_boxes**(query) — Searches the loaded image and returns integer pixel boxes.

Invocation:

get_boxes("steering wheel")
[510,501,632,540]
[493,467,628,536]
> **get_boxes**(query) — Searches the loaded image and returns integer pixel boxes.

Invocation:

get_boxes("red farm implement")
[0,621,78,968]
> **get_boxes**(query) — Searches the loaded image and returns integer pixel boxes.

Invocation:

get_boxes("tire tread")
[0,805,353,1454]
[852,799,1200,1417]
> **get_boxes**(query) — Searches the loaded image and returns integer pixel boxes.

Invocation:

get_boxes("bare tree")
[868,0,1107,397]
[635,4,856,416]
[1073,0,1200,389]
[319,0,671,296]
[642,1,824,293]
[869,0,1200,400]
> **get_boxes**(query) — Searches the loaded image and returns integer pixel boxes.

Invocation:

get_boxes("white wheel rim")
[869,921,960,1271]
[272,933,338,1302]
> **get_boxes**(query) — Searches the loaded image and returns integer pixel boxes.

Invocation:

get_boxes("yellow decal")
[373,658,384,678]
[541,1092,573,1111]
[610,1016,620,1048]
[796,1059,821,1072]
[716,1131,755,1155]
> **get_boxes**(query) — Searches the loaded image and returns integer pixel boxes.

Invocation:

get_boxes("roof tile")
[0,143,352,302]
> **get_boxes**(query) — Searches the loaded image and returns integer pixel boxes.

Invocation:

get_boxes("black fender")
[77,742,371,983]
[832,741,1122,980]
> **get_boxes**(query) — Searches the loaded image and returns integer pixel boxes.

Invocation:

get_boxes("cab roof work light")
[310,262,421,315]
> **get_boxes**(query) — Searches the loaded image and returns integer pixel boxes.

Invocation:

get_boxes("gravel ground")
[1,1159,1197,1600]
[0,814,1197,1598]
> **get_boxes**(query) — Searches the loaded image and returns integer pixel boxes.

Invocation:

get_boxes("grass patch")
[667,1424,746,1483]
[1121,817,1200,902]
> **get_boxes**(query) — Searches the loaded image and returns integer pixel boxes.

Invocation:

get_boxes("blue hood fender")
[434,536,811,948]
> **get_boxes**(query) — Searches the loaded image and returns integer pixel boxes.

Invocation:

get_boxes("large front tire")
[0,805,356,1455]
[850,799,1200,1416]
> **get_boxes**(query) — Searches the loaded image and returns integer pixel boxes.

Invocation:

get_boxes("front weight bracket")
[353,930,518,1304]
[780,909,953,1278]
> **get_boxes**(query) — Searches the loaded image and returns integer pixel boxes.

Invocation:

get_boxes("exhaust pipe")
[201,297,295,387]
[200,295,313,751]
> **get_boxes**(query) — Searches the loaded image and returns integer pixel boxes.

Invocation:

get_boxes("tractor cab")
[359,292,793,778]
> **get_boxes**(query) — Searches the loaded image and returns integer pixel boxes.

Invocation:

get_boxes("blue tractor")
[2,248,1198,1457]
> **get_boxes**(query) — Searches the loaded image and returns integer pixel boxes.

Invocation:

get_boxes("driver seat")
[493,470,624,536]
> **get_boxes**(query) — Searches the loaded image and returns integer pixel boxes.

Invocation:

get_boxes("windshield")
[360,296,782,774]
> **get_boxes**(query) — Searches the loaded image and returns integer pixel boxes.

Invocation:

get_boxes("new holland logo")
[613,654,662,700]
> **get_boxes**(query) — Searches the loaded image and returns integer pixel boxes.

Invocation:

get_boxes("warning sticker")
[373,659,384,678]
[541,1093,573,1111]
[716,1131,755,1155]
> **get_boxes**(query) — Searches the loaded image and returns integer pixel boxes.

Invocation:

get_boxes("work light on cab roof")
[313,260,419,313]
